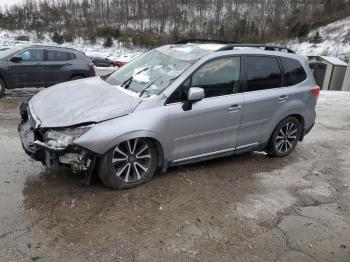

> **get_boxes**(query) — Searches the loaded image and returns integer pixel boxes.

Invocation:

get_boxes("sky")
[0,0,22,7]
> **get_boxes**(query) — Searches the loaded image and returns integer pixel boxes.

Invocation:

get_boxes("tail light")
[114,61,126,68]
[89,63,96,71]
[311,86,320,97]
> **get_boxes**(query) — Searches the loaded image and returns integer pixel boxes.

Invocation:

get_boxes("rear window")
[246,56,282,92]
[47,50,75,61]
[281,57,307,86]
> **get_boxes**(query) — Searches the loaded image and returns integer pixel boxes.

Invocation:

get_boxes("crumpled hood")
[30,77,142,128]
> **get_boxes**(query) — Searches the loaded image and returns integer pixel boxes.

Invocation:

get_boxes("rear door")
[238,55,309,149]
[237,55,285,148]
[166,56,244,162]
[8,48,45,88]
[44,49,74,86]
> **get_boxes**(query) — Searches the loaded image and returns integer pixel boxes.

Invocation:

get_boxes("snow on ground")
[0,29,144,62]
[285,16,350,60]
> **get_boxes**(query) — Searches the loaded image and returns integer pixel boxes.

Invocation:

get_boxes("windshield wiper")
[121,67,149,89]
[139,76,178,97]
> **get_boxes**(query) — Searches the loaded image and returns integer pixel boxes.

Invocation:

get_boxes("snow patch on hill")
[286,16,350,60]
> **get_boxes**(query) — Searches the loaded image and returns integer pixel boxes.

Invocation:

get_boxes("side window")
[18,49,44,62]
[47,50,70,61]
[192,57,240,98]
[281,57,307,86]
[246,56,282,92]
[168,57,240,103]
[68,52,76,60]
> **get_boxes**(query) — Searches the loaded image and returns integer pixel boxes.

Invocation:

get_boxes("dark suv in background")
[0,45,95,96]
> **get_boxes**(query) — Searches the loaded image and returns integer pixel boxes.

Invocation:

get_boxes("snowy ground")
[285,16,350,60]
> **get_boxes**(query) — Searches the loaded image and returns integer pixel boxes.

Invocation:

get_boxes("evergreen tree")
[309,32,323,44]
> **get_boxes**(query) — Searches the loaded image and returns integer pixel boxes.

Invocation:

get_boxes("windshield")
[106,49,195,97]
[0,47,22,59]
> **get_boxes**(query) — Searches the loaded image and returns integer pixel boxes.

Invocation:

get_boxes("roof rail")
[217,44,295,53]
[174,39,235,45]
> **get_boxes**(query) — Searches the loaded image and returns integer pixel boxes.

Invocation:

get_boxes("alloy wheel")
[112,138,151,183]
[275,121,299,154]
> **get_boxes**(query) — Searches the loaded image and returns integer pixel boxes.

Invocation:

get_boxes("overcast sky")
[0,0,22,7]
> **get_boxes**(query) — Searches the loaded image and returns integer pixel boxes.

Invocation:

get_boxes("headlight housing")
[44,125,94,149]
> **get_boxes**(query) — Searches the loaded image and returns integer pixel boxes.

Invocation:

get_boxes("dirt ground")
[0,89,350,262]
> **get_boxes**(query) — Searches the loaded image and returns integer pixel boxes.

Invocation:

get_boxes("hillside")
[0,16,349,62]
[286,16,350,61]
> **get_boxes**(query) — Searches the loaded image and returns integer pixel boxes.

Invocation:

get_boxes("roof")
[157,43,225,61]
[320,56,348,66]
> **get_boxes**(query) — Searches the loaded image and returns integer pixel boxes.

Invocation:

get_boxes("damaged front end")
[18,99,97,177]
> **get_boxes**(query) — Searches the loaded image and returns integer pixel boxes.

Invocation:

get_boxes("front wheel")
[98,138,158,190]
[266,117,302,157]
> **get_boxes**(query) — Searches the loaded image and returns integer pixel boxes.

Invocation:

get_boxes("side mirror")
[10,56,23,63]
[187,87,205,102]
[183,87,205,111]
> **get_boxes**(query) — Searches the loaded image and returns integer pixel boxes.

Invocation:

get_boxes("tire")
[266,116,302,157]
[98,138,158,190]
[70,75,84,81]
[0,78,6,97]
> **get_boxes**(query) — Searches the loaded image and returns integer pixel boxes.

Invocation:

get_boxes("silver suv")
[19,41,320,190]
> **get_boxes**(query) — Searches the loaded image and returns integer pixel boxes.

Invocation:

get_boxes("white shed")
[309,56,348,91]
[342,62,350,91]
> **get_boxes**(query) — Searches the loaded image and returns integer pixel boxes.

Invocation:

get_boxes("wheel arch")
[70,73,86,80]
[0,72,8,87]
[77,130,169,171]
[265,113,306,146]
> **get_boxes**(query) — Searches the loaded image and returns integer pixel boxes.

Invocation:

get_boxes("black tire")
[70,75,84,81]
[266,116,302,157]
[0,78,6,97]
[98,138,158,190]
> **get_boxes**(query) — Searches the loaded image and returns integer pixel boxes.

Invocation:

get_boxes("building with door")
[309,56,348,91]
[342,62,350,91]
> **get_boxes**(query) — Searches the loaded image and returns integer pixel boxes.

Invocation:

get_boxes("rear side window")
[246,56,282,92]
[47,50,71,61]
[68,52,76,60]
[281,57,307,86]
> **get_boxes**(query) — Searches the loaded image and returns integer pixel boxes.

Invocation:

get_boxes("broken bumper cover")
[18,117,96,173]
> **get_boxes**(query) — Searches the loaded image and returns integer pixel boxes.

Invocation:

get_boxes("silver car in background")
[19,41,320,190]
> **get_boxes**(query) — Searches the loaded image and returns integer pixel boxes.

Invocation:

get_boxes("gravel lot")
[0,89,350,262]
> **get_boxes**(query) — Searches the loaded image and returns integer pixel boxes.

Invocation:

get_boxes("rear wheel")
[266,117,302,157]
[0,79,5,97]
[98,138,158,190]
[70,75,84,81]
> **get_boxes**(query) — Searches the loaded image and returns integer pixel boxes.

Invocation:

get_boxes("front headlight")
[44,125,94,149]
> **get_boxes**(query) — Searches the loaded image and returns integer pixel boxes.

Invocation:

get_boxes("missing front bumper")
[19,121,96,174]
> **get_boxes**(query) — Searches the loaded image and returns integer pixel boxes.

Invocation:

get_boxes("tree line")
[0,0,349,47]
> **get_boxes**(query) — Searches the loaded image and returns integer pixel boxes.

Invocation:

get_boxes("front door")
[8,48,45,88]
[166,56,244,162]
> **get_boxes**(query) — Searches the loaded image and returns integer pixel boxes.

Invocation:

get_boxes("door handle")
[278,95,289,102]
[228,104,242,112]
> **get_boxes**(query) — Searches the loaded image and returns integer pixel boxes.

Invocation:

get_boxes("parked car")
[18,41,319,190]
[0,45,95,96]
[88,56,115,67]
